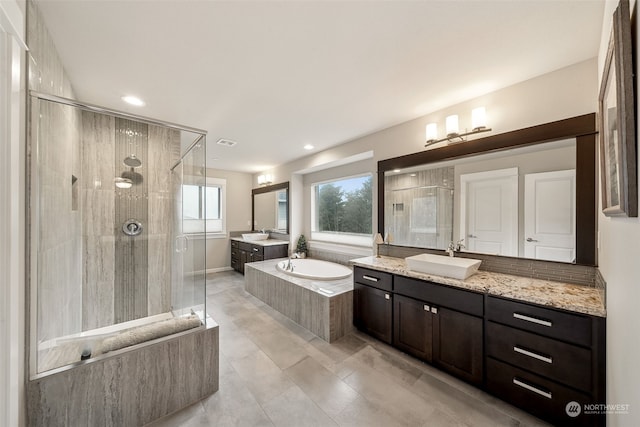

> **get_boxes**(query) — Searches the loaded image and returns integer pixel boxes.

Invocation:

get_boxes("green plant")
[296,234,308,255]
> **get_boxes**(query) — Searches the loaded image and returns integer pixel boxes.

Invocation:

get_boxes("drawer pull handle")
[513,312,552,327]
[253,248,259,252]
[512,378,552,399]
[384,293,390,300]
[513,346,553,364]
[362,275,379,282]
[424,304,430,311]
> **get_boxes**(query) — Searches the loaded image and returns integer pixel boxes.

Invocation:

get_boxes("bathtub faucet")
[285,258,294,272]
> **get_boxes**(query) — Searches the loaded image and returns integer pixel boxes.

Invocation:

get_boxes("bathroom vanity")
[230,238,288,274]
[352,256,606,427]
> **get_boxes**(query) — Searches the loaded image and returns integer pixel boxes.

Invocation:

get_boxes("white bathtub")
[276,258,352,280]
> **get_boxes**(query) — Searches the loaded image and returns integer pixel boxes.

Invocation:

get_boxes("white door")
[460,168,518,256]
[524,170,576,262]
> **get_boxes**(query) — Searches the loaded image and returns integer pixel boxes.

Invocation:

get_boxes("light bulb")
[446,115,459,136]
[426,123,438,141]
[472,107,487,130]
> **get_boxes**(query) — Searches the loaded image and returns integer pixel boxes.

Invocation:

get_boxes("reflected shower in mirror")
[384,139,581,263]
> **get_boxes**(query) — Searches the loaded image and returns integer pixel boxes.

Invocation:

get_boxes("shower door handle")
[176,235,189,253]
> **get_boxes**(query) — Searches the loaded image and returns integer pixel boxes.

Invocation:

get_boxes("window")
[183,178,226,235]
[311,174,373,246]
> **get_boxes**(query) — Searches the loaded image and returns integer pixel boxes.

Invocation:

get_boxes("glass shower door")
[171,137,207,320]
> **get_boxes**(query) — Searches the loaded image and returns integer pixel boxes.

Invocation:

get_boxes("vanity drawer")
[486,296,592,347]
[354,266,392,292]
[231,240,239,249]
[486,321,592,392]
[486,357,598,427]
[394,276,483,317]
[239,242,264,256]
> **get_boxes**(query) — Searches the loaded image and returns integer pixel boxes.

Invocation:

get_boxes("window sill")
[308,239,373,257]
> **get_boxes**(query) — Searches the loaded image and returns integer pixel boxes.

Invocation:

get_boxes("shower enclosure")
[384,166,454,249]
[29,93,209,375]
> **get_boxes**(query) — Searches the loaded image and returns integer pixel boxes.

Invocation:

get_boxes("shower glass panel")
[384,166,454,249]
[386,186,453,248]
[30,95,207,375]
[171,137,207,319]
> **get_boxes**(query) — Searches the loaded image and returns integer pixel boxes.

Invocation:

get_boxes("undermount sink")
[241,233,269,241]
[405,253,482,280]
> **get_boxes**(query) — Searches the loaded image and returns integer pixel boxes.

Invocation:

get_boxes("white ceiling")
[35,0,604,173]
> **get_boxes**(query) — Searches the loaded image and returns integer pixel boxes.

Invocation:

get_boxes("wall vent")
[216,138,237,147]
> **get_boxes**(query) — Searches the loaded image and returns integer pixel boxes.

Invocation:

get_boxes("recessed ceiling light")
[393,169,401,173]
[121,95,145,107]
[304,144,314,150]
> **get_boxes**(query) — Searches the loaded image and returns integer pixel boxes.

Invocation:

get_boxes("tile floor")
[147,271,550,427]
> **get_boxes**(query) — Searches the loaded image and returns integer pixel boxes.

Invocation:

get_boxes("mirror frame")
[252,181,290,235]
[378,113,597,266]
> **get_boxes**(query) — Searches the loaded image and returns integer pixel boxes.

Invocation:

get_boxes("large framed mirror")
[252,181,289,234]
[378,114,597,266]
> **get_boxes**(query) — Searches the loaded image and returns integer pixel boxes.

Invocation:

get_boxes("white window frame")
[310,173,373,247]
[183,177,226,238]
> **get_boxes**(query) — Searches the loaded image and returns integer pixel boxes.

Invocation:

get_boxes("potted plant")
[296,234,308,258]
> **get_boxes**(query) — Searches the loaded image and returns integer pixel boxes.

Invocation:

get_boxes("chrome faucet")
[446,239,465,257]
[446,242,456,257]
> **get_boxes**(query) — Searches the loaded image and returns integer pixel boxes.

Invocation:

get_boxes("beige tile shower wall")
[27,0,83,361]
[26,0,75,98]
[81,111,116,330]
[35,101,82,344]
[147,125,181,315]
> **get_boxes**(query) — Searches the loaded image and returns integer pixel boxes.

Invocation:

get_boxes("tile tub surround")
[244,259,354,342]
[27,320,219,427]
[351,256,606,317]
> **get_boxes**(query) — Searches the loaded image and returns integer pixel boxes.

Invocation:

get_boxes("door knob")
[526,237,539,242]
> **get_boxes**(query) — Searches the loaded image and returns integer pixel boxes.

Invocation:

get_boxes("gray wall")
[28,0,83,350]
[81,113,180,330]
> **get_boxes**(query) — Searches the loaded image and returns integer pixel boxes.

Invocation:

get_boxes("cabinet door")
[354,283,393,344]
[393,295,432,362]
[433,307,483,385]
[239,250,248,274]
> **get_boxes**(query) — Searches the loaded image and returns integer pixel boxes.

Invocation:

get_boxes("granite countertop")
[231,237,289,247]
[350,256,606,318]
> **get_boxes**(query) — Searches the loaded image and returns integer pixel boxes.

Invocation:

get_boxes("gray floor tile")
[149,271,548,427]
[284,356,360,417]
[261,386,339,427]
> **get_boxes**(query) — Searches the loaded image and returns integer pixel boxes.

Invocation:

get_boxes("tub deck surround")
[27,320,219,426]
[351,256,606,317]
[244,258,353,342]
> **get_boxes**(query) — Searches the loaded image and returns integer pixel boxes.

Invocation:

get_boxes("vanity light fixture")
[425,107,492,147]
[257,174,273,186]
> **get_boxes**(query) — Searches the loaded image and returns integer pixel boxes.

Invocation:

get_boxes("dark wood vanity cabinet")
[353,267,393,344]
[354,268,484,385]
[231,240,288,274]
[393,276,484,385]
[485,296,605,427]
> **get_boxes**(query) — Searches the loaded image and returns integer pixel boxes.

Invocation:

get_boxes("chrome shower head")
[123,155,142,168]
